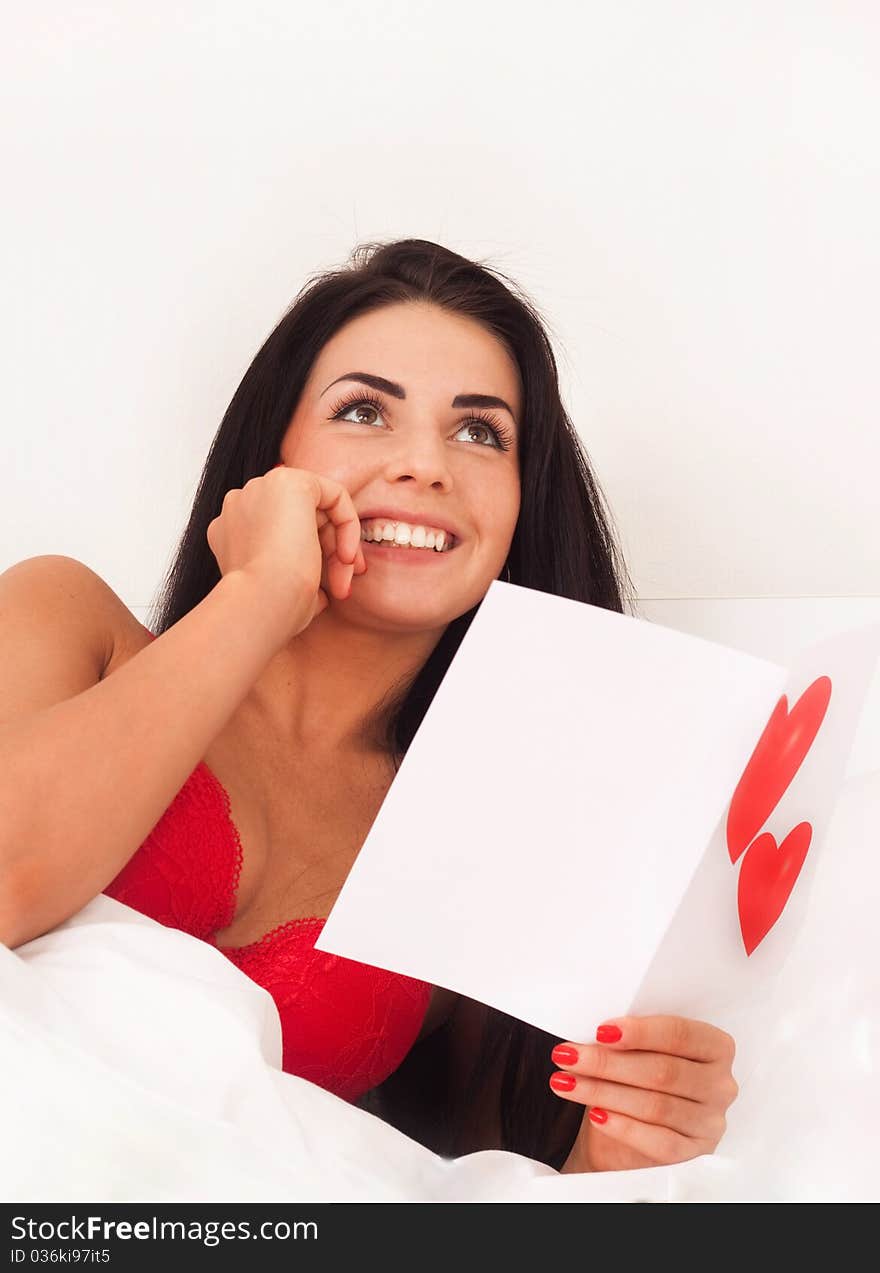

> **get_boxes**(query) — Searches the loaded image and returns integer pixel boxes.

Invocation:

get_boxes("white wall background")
[2,1,878,772]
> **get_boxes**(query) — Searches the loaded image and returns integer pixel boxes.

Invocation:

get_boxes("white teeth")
[359,518,455,551]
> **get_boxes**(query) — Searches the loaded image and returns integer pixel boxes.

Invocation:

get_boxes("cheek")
[282,427,324,469]
[283,432,363,487]
[469,469,518,524]
[489,475,521,541]
[474,505,519,557]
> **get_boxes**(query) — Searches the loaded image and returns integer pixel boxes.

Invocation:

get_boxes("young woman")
[0,238,737,1175]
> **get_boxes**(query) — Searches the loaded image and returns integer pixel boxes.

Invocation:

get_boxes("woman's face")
[279,301,522,632]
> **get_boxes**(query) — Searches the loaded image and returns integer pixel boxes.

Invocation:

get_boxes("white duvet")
[2,768,878,1203]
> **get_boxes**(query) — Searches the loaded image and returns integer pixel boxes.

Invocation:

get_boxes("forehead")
[309,303,523,416]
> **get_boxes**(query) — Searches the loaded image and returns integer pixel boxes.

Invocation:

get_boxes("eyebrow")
[321,371,517,424]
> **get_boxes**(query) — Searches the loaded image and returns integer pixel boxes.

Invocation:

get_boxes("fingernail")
[596,1024,622,1044]
[549,1072,577,1092]
[551,1045,579,1066]
[589,1107,609,1125]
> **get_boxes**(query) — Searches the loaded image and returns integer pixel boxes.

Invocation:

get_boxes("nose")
[383,429,454,492]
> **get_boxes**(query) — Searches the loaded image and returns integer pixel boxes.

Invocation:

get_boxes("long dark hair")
[148,238,637,1171]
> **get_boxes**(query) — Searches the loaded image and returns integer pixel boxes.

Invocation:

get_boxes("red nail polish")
[551,1045,579,1066]
[596,1024,622,1044]
[589,1107,609,1125]
[549,1072,577,1093]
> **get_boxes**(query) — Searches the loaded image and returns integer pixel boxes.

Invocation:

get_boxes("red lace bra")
[102,629,432,1103]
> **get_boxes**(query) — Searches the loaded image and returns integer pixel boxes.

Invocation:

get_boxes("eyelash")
[327,390,514,452]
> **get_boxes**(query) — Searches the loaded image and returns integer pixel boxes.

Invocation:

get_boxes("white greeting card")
[316,581,879,1048]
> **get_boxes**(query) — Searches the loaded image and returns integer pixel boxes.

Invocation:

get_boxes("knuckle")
[653,1056,679,1089]
[579,1080,601,1108]
[658,1129,688,1164]
[610,1115,638,1146]
[641,1128,680,1165]
[645,1091,673,1125]
[590,1046,610,1079]
[724,1075,740,1107]
[719,1030,737,1063]
[670,1016,691,1052]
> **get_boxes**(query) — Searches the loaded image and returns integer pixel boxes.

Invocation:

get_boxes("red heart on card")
[726,676,832,864]
[738,822,812,955]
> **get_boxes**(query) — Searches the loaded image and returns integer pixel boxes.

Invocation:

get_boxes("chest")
[206,736,395,949]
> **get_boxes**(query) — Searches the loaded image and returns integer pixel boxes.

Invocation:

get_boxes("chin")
[338,590,462,631]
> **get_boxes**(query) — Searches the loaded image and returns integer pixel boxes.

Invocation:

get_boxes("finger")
[317,519,338,562]
[324,534,364,583]
[318,522,356,599]
[593,1016,735,1064]
[579,1106,712,1167]
[310,473,361,566]
[551,1042,716,1101]
[548,1071,717,1139]
[323,551,354,600]
[337,530,366,574]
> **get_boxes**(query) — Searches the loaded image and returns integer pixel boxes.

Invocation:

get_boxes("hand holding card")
[551,1015,739,1175]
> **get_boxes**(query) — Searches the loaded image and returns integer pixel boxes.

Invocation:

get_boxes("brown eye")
[329,391,387,428]
[348,404,381,425]
[454,416,514,452]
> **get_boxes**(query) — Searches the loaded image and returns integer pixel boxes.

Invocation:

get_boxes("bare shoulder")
[0,553,137,680]
[0,555,143,730]
[97,588,156,679]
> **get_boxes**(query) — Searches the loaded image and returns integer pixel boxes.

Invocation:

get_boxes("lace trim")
[196,761,327,953]
[194,760,245,933]
[238,915,324,946]
[210,914,325,953]
[143,626,338,956]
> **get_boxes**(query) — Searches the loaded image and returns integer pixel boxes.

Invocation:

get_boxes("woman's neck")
[234,607,447,760]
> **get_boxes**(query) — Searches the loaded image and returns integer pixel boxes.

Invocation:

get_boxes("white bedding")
[2,767,878,1202]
